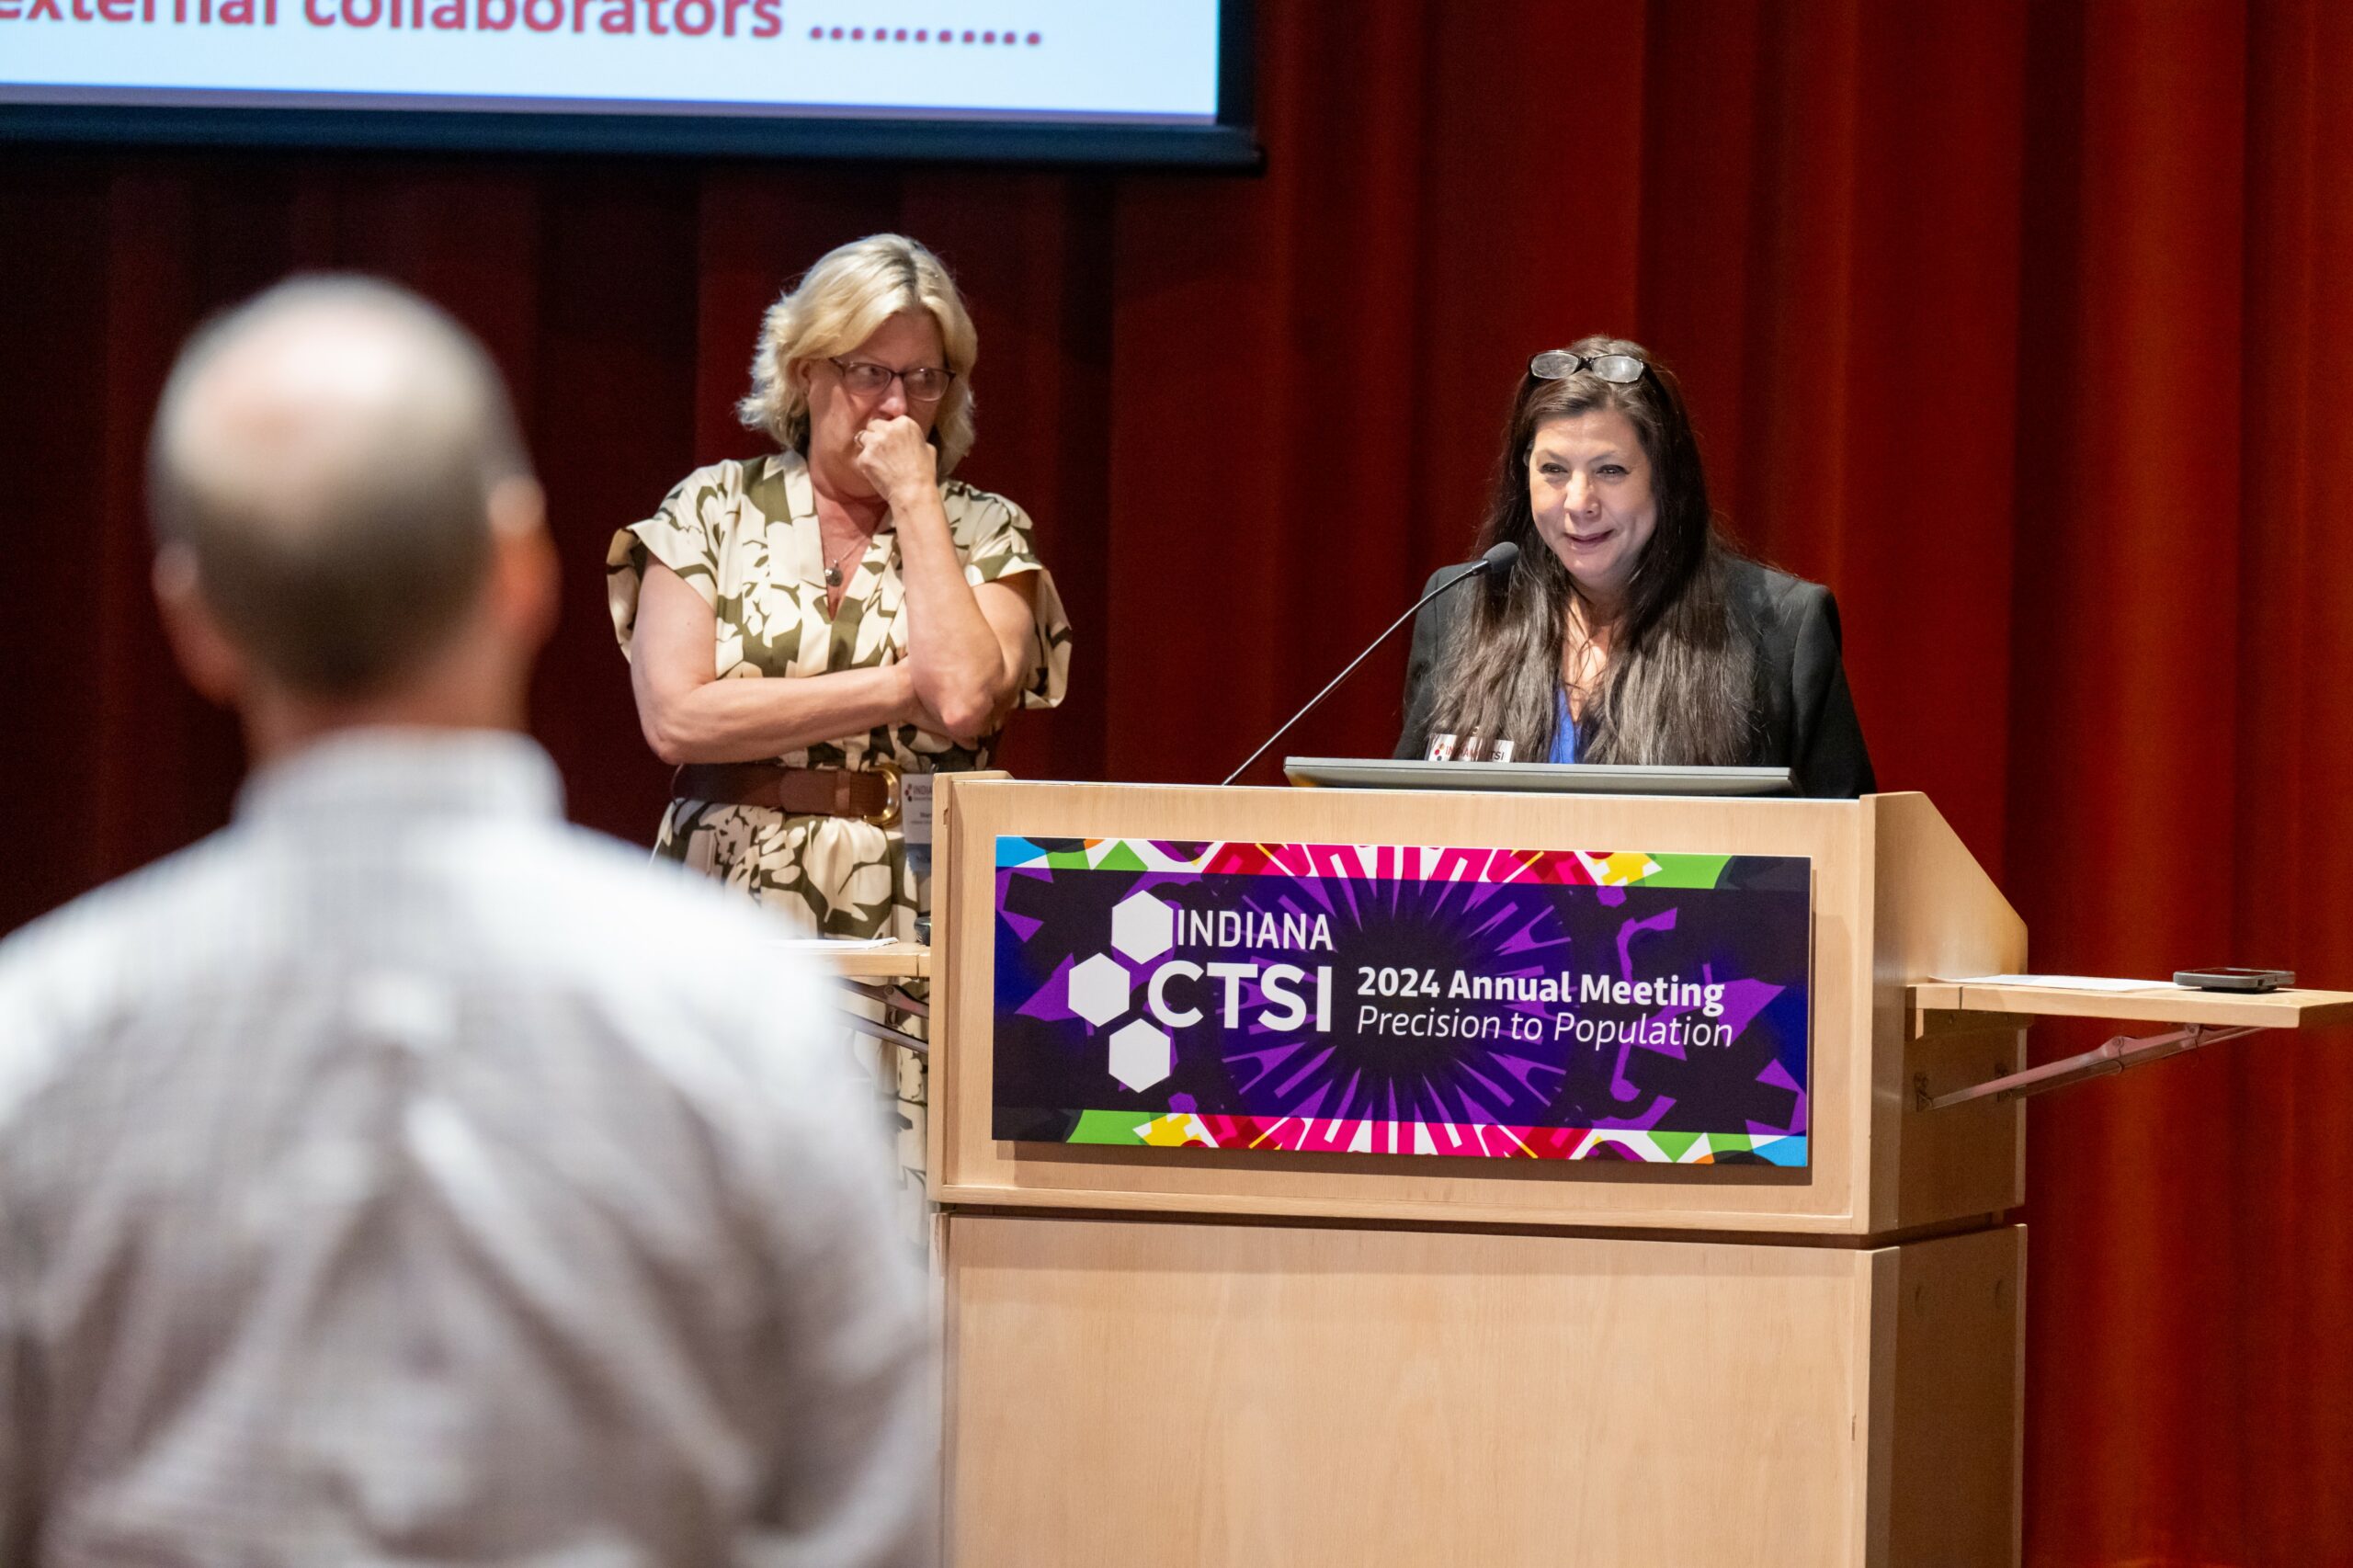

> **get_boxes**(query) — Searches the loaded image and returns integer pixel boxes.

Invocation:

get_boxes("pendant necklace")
[824,529,872,589]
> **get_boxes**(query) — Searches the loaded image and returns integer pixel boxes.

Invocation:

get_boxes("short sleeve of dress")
[949,488,1072,713]
[607,461,738,661]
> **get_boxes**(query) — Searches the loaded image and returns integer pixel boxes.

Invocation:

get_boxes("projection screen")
[0,0,1256,164]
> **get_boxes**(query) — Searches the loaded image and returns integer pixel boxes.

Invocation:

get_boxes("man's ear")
[484,477,559,656]
[152,545,248,706]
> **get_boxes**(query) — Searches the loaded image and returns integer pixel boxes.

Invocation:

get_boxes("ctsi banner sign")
[992,836,1813,1165]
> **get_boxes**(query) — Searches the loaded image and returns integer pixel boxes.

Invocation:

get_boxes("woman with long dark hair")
[1396,336,1873,797]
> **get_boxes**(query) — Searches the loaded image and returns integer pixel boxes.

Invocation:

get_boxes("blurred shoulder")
[431,820,853,1117]
[0,835,243,1124]
[486,821,820,993]
[0,835,242,996]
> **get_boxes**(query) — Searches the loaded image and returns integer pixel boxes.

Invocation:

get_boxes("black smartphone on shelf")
[2174,967,2294,992]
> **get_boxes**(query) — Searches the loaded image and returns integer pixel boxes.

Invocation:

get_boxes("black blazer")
[1393,555,1877,799]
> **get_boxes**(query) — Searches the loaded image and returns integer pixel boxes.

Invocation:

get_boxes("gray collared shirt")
[0,731,934,1567]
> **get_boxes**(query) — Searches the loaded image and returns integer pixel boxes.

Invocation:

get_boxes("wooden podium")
[917,779,2344,1567]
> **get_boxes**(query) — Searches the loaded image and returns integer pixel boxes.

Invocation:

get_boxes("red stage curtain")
[3,3,2348,1561]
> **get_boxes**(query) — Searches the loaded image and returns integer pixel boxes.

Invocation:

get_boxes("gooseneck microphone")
[1221,540,1520,786]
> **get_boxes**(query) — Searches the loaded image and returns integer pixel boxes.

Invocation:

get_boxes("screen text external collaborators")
[0,0,785,39]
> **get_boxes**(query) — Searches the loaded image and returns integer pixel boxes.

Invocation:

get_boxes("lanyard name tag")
[900,772,935,848]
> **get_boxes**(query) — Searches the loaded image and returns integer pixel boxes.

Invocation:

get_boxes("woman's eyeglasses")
[829,358,956,403]
[1529,349,1646,384]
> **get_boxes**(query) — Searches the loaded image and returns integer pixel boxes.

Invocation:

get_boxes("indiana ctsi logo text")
[1067,890,1335,1039]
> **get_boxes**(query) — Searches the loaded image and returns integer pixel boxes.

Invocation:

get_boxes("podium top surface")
[782,939,932,980]
[1283,756,1796,797]
[1914,977,2353,1029]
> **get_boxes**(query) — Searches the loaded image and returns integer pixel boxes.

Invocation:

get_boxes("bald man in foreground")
[0,279,934,1567]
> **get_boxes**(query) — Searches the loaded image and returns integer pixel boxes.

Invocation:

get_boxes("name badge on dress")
[901,772,936,848]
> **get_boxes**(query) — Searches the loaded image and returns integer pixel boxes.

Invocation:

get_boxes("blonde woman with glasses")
[610,233,1071,1227]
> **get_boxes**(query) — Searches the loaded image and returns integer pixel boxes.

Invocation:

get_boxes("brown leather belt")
[675,760,901,826]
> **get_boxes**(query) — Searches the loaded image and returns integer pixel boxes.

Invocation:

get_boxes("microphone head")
[1481,540,1521,575]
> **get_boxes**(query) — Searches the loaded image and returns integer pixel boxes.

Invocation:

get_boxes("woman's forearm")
[636,662,915,765]
[891,488,1015,735]
[631,561,974,764]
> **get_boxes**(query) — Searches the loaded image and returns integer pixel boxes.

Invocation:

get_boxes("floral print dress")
[608,448,1070,1234]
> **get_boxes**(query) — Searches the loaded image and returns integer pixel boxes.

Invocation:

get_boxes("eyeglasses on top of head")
[828,357,957,403]
[1529,349,1646,385]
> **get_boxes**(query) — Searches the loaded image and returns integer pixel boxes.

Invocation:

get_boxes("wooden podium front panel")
[942,1215,2021,1568]
[935,781,2022,1237]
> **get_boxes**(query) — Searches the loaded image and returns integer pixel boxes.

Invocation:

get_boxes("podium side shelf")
[1908,982,2353,1110]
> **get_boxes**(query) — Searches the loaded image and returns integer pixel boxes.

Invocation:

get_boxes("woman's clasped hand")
[848,414,937,501]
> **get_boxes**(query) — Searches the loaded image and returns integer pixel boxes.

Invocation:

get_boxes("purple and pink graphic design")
[993,836,1813,1166]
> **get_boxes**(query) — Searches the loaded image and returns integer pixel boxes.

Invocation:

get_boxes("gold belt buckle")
[864,757,903,829]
